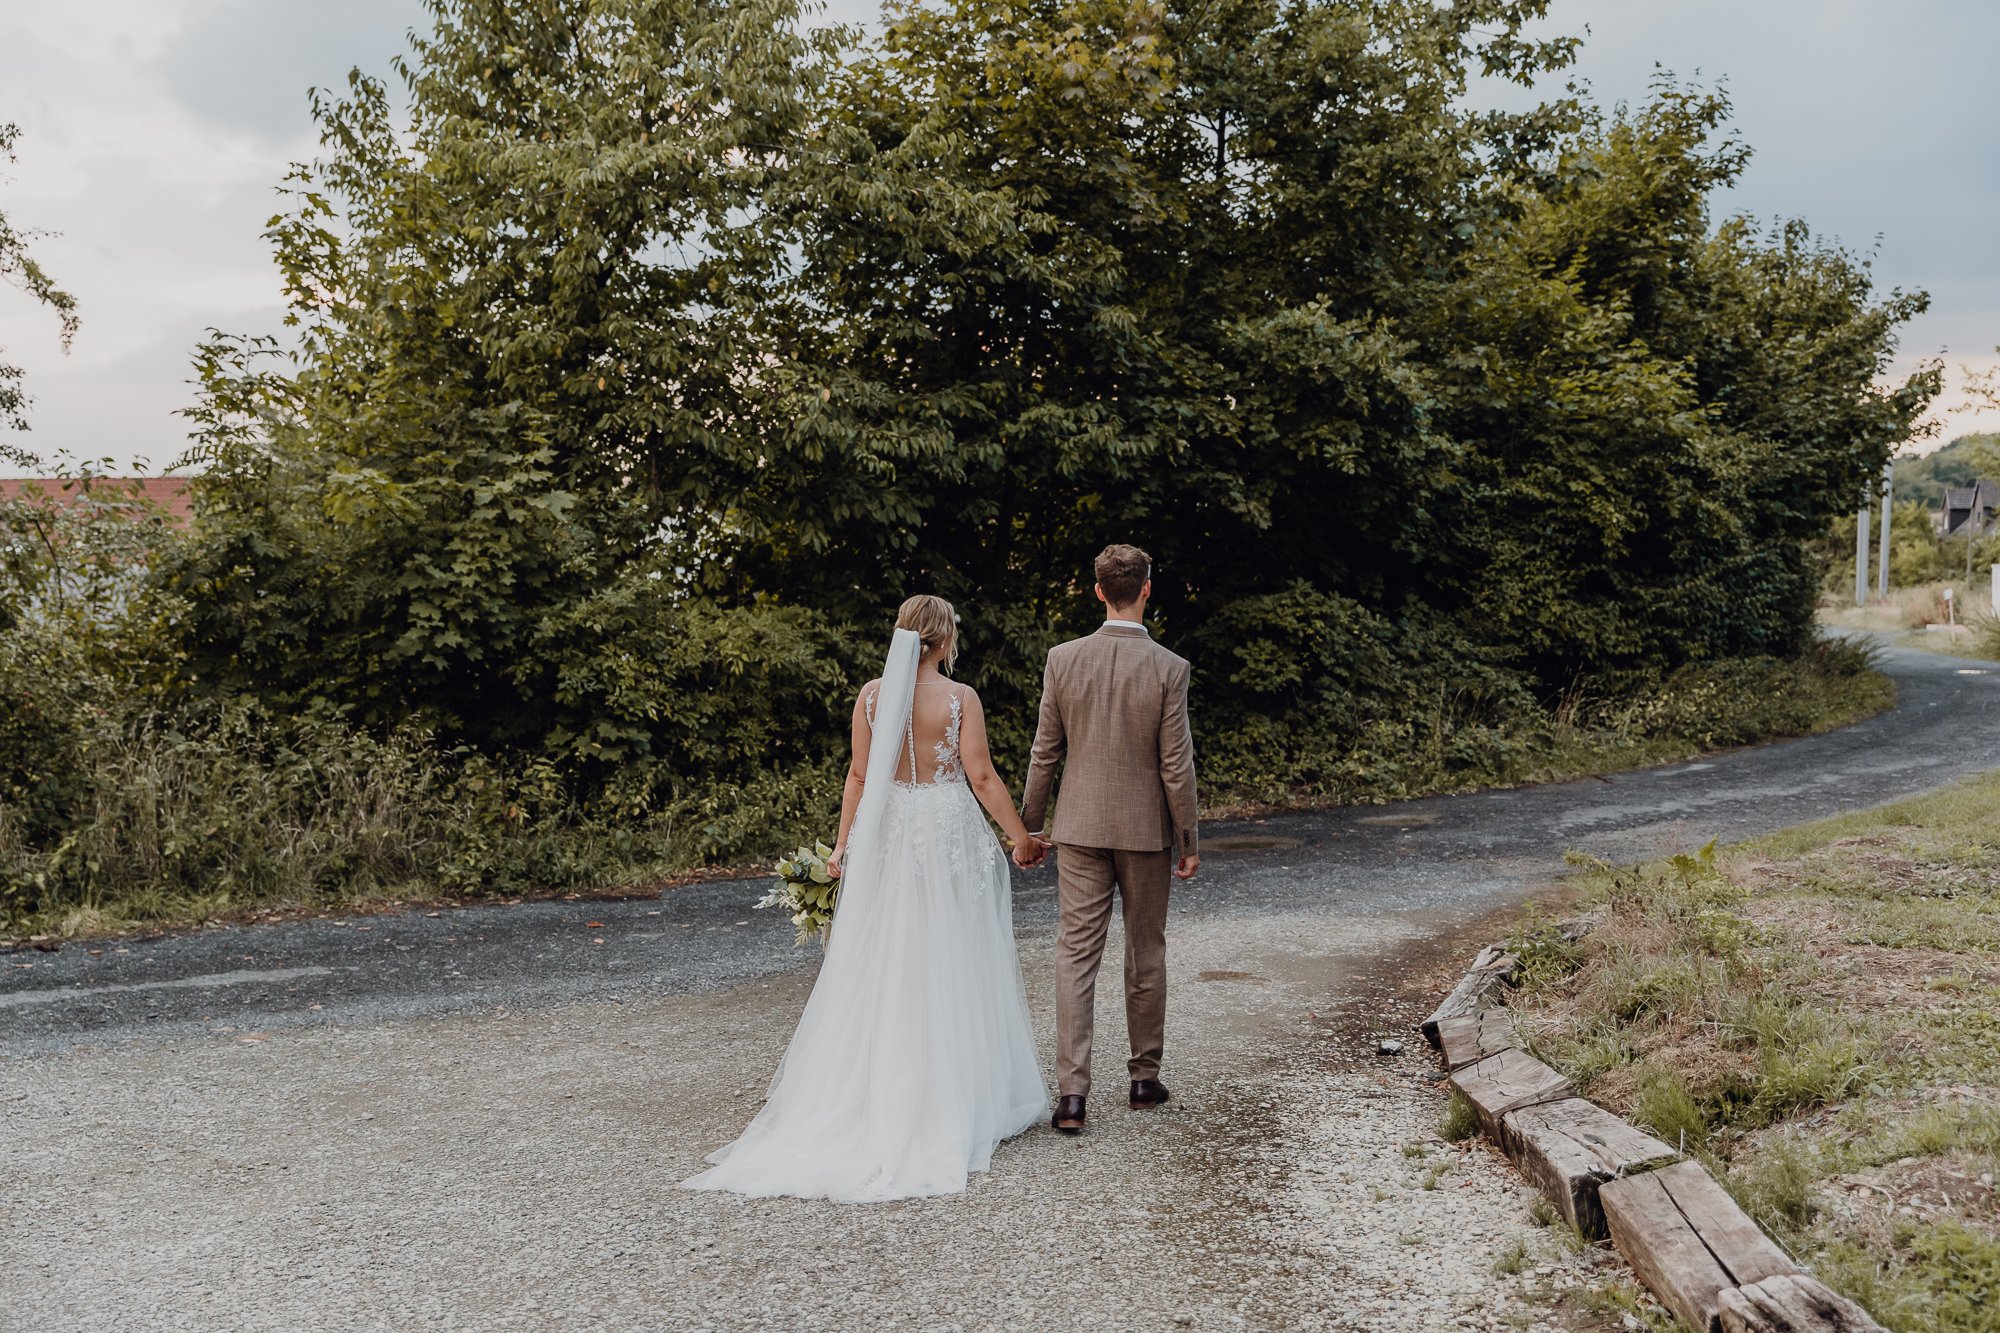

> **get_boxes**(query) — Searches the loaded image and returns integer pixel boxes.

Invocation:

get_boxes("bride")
[683,595,1050,1202]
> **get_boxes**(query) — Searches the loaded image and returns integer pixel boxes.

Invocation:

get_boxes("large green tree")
[167,0,854,786]
[725,0,1586,729]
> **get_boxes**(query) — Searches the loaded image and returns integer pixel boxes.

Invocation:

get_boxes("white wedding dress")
[683,630,1046,1202]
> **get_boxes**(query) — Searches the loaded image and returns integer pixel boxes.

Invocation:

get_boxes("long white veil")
[825,626,920,947]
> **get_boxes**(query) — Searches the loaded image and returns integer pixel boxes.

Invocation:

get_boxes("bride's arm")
[828,685,876,878]
[957,690,1044,866]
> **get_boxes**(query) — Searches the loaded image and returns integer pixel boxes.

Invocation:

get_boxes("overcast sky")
[1,0,1995,475]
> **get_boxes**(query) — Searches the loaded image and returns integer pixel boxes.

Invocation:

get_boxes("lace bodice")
[865,682,965,787]
[930,691,964,785]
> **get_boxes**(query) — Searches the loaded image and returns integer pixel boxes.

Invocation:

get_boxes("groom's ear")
[1093,582,1107,605]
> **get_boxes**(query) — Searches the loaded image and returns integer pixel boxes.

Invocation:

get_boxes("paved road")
[3,641,1996,1332]
[5,641,1995,1057]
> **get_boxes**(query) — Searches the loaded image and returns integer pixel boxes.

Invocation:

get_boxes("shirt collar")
[1102,619,1148,634]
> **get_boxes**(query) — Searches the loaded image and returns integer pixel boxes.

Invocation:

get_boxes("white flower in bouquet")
[757,840,839,947]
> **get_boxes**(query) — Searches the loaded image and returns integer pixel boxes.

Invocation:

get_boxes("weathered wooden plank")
[1436,1007,1522,1072]
[1420,944,1517,1048]
[1717,1274,1886,1333]
[1602,1167,1737,1333]
[1449,1047,1572,1142]
[1657,1161,1797,1290]
[1601,1162,1799,1333]
[1502,1096,1679,1238]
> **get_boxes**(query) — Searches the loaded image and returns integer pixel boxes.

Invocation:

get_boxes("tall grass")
[0,707,608,930]
[0,703,829,933]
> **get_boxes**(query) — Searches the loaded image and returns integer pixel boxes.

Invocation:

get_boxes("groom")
[1022,543,1199,1135]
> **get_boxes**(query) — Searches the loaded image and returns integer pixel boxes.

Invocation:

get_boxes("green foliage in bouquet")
[758,841,839,948]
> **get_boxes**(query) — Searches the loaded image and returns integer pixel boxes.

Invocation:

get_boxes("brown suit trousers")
[1022,625,1198,1097]
[1052,845,1171,1095]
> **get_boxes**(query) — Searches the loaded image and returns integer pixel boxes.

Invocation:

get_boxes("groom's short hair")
[1095,544,1152,606]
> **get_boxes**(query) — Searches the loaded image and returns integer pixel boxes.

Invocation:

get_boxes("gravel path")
[5,902,1610,1332]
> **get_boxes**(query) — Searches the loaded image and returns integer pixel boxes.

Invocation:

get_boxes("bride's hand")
[1010,833,1049,869]
[827,845,845,878]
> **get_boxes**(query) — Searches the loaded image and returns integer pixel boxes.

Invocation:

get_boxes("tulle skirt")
[682,780,1047,1202]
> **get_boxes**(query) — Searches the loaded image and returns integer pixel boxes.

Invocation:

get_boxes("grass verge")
[1508,771,2000,1333]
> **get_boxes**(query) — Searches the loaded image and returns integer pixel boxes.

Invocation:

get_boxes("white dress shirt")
[1103,619,1148,633]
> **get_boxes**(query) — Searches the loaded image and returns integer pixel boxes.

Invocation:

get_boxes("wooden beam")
[1420,943,1517,1048]
[1601,1162,1798,1333]
[1449,1047,1572,1141]
[1502,1097,1678,1238]
[1717,1274,1887,1333]
[1436,1007,1522,1071]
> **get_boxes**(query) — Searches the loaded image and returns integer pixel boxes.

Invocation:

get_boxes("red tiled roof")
[0,476,194,527]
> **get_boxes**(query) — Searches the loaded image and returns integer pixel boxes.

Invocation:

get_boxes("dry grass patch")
[1507,770,2000,1332]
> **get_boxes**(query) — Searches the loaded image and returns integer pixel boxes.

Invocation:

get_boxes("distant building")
[1941,479,1999,538]
[0,476,194,526]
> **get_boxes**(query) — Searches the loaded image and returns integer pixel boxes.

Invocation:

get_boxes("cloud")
[1,0,1995,471]
[159,0,420,139]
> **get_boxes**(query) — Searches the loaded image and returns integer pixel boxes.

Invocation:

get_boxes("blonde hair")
[896,594,959,673]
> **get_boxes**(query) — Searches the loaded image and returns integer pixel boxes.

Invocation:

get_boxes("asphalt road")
[4,640,1995,1058]
[3,640,1997,1333]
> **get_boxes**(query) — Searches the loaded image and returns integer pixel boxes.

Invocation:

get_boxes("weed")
[1491,1236,1529,1276]
[1601,954,1726,1025]
[1818,1219,2000,1333]
[1857,1104,2000,1167]
[1754,1034,1871,1121]
[1727,1135,1821,1235]
[1508,909,1585,994]
[1574,1277,1676,1330]
[1633,1064,1708,1152]
[1438,1090,1481,1143]
[1537,1022,1632,1093]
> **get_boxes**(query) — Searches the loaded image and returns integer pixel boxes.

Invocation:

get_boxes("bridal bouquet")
[757,840,839,947]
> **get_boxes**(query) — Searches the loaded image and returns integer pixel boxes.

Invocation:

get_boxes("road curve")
[4,641,1996,1057]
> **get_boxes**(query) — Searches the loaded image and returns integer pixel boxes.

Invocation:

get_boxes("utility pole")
[1877,462,1892,598]
[1855,487,1870,607]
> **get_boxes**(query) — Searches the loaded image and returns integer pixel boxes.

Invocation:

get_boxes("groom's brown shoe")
[1051,1095,1086,1134]
[1129,1079,1170,1110]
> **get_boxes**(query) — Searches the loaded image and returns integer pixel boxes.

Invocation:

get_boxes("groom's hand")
[1011,833,1050,869]
[1174,853,1200,881]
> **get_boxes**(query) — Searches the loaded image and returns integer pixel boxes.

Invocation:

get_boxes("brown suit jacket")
[1021,625,1198,857]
